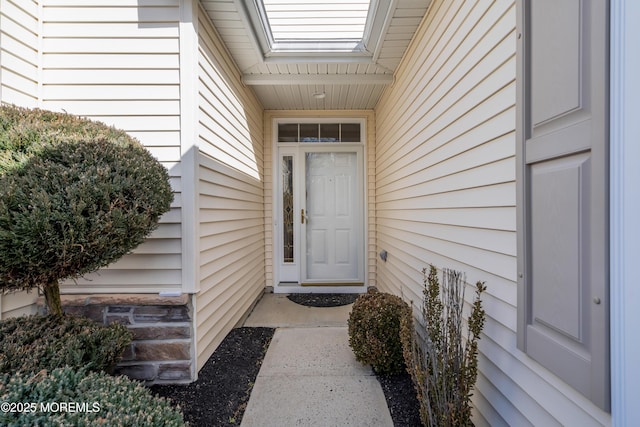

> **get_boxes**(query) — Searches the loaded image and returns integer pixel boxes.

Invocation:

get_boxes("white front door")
[303,151,360,282]
[276,146,364,290]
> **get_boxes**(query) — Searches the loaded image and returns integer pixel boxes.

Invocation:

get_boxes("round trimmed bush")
[0,105,173,313]
[0,314,132,375]
[348,289,413,374]
[0,367,186,426]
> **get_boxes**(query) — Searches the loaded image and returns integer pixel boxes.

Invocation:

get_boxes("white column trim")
[179,0,200,294]
[610,0,640,425]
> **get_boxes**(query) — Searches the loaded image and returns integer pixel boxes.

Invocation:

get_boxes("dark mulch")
[150,324,421,427]
[376,371,422,426]
[150,327,275,427]
[286,293,359,307]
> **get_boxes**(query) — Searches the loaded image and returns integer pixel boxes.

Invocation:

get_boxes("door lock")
[301,209,305,224]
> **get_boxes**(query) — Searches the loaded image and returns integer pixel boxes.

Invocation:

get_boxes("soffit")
[200,0,430,110]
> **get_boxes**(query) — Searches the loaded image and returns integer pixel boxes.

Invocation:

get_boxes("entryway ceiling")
[200,1,431,110]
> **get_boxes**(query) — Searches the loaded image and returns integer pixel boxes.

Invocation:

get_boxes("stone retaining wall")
[41,294,195,384]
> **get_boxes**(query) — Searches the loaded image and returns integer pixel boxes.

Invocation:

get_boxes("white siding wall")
[263,110,376,289]
[0,291,38,320]
[0,0,39,106]
[0,0,41,317]
[39,0,183,293]
[375,1,610,426]
[195,6,265,370]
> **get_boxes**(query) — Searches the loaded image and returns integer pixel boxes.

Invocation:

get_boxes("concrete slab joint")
[38,293,195,384]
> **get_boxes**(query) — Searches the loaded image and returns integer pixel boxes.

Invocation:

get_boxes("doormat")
[287,293,359,307]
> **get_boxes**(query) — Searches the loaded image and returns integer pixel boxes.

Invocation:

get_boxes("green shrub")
[402,265,486,427]
[0,367,186,426]
[0,105,173,314]
[0,314,132,375]
[348,289,412,374]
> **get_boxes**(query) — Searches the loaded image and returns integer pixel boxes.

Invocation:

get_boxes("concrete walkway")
[240,294,393,427]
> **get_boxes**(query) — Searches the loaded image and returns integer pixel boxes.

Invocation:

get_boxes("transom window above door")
[277,122,362,143]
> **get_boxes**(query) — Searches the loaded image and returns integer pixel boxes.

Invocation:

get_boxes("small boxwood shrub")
[0,314,132,375]
[0,105,173,314]
[0,367,186,426]
[348,289,412,374]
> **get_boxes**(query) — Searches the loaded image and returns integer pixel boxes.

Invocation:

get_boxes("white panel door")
[303,152,361,281]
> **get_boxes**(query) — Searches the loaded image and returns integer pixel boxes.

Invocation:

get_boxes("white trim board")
[610,0,640,425]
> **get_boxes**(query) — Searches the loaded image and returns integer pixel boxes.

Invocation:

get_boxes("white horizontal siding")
[375,0,610,426]
[195,6,265,371]
[197,7,262,179]
[0,291,39,320]
[0,0,40,317]
[40,0,183,294]
[196,157,264,370]
[0,0,39,107]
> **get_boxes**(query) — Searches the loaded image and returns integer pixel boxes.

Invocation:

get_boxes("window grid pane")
[277,122,362,143]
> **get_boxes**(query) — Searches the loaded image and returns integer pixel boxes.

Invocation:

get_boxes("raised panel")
[335,175,351,217]
[530,153,589,341]
[310,230,327,265]
[531,0,582,126]
[309,176,326,217]
[335,229,351,264]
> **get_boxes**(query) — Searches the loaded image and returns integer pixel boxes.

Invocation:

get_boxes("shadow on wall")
[139,0,265,183]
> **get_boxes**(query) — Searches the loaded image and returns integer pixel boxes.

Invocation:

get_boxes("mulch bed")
[150,327,275,427]
[376,371,422,426]
[149,308,421,426]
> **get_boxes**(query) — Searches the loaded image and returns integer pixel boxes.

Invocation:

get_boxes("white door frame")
[610,0,640,424]
[272,118,367,294]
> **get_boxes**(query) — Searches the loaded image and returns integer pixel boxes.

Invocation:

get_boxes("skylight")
[261,0,370,42]
[245,0,390,57]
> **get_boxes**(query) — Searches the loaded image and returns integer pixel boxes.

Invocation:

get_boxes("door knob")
[301,209,305,224]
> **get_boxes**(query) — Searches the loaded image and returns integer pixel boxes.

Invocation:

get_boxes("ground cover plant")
[0,105,173,315]
[0,367,186,426]
[401,265,487,427]
[0,314,132,375]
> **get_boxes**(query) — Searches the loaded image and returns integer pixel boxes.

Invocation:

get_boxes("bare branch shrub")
[401,265,487,426]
